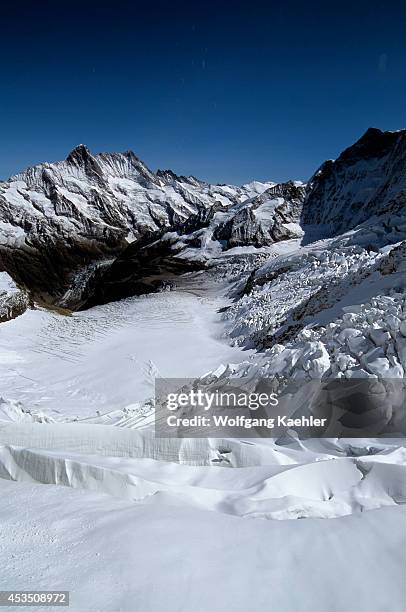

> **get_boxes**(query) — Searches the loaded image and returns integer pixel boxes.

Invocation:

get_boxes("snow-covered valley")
[1,128,406,611]
[0,280,252,423]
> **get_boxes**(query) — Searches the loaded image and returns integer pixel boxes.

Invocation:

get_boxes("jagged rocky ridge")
[81,180,306,307]
[302,127,406,237]
[148,127,406,333]
[0,272,31,323]
[1,127,406,314]
[0,144,299,308]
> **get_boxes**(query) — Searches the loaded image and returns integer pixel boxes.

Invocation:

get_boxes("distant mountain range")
[1,127,406,310]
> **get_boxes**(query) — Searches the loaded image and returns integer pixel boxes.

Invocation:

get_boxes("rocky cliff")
[302,127,406,236]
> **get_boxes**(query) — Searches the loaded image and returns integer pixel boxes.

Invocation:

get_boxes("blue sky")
[1,0,405,184]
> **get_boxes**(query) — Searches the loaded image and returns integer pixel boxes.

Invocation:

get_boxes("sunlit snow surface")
[1,244,406,611]
[1,426,406,611]
[2,476,406,612]
[0,289,250,421]
[3,130,406,610]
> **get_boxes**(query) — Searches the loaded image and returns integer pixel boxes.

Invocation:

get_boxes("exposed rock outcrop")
[0,146,275,308]
[302,128,406,237]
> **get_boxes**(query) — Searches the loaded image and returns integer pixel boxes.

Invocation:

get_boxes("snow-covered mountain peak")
[66,143,92,163]
[9,145,159,191]
[155,168,204,187]
[331,127,406,168]
[0,145,282,306]
[302,127,406,237]
[2,128,406,311]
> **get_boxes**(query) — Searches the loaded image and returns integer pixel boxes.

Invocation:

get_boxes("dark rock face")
[0,145,266,308]
[80,181,307,306]
[302,128,406,236]
[78,202,236,308]
[2,128,406,313]
[213,181,305,248]
[378,240,406,276]
[80,233,204,309]
[0,285,32,323]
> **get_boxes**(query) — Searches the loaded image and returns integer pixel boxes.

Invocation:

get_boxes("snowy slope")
[1,128,406,612]
[225,217,406,349]
[0,145,276,307]
[2,472,406,612]
[303,127,406,236]
[166,180,305,262]
[0,286,252,422]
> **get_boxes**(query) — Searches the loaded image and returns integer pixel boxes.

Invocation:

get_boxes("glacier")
[1,127,406,611]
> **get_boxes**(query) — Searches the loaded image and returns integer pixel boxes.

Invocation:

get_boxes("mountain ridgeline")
[0,127,405,310]
[302,127,406,234]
